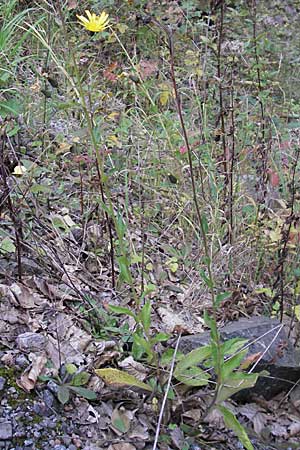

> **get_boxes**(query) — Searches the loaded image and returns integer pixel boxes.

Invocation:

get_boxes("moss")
[0,366,35,405]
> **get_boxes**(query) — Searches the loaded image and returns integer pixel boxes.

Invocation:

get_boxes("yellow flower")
[77,10,109,32]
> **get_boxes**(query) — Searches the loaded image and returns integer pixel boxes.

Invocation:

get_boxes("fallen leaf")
[138,59,158,80]
[10,283,47,309]
[108,444,136,450]
[17,353,47,391]
[288,421,300,437]
[111,406,133,435]
[118,356,149,381]
[67,0,77,9]
[158,306,204,334]
[95,368,152,392]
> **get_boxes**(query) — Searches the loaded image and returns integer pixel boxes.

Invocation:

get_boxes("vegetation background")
[1,0,300,449]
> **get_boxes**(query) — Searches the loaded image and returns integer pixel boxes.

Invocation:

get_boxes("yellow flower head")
[77,10,109,32]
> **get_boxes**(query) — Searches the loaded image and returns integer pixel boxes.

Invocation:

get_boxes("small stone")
[68,446,77,450]
[53,446,67,450]
[24,439,34,446]
[47,380,59,395]
[16,332,47,353]
[0,421,12,440]
[0,377,6,391]
[15,353,29,368]
[62,435,71,446]
[7,387,16,395]
[43,389,55,408]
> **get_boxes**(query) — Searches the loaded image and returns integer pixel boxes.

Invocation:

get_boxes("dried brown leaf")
[118,356,149,381]
[17,353,47,391]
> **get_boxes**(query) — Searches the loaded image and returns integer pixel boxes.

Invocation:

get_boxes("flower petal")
[85,10,92,20]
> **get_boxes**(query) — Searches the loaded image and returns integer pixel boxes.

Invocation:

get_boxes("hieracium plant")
[31,7,261,450]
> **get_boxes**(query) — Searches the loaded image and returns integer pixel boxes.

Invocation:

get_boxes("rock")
[43,389,55,408]
[16,332,47,352]
[0,377,6,391]
[15,353,29,368]
[178,317,300,400]
[0,420,13,440]
[47,380,59,395]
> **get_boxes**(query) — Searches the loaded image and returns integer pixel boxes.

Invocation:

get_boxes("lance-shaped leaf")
[95,368,153,392]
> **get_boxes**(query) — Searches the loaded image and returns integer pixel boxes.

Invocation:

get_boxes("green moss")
[0,366,35,405]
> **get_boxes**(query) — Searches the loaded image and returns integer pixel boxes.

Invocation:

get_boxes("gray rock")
[43,389,55,408]
[62,435,71,446]
[0,421,12,440]
[15,353,29,368]
[53,446,67,450]
[47,380,59,395]
[178,317,300,400]
[16,332,47,352]
[0,378,6,391]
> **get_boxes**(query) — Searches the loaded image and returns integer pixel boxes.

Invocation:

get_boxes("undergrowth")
[1,0,300,448]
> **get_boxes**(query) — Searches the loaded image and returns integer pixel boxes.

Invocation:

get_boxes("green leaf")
[221,350,248,380]
[199,269,213,289]
[140,300,151,333]
[117,255,133,284]
[201,214,208,234]
[174,366,210,387]
[151,332,170,344]
[116,213,127,239]
[109,305,137,321]
[218,405,254,450]
[215,292,231,307]
[174,345,212,375]
[30,184,51,194]
[0,237,15,254]
[71,371,90,386]
[68,386,97,400]
[111,407,131,433]
[133,333,153,359]
[216,371,259,403]
[65,363,77,375]
[160,348,179,366]
[57,385,70,405]
[95,368,153,392]
[222,338,248,356]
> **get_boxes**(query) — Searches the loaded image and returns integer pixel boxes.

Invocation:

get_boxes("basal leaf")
[218,405,254,450]
[71,371,90,386]
[57,385,70,405]
[68,386,97,400]
[95,368,153,392]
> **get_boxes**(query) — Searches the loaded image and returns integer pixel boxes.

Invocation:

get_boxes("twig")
[152,332,181,450]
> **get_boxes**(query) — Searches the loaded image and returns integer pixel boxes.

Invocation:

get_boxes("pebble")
[53,446,67,450]
[47,380,59,395]
[0,421,12,440]
[15,353,29,368]
[16,332,47,352]
[62,435,72,446]
[0,378,6,391]
[43,389,55,408]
